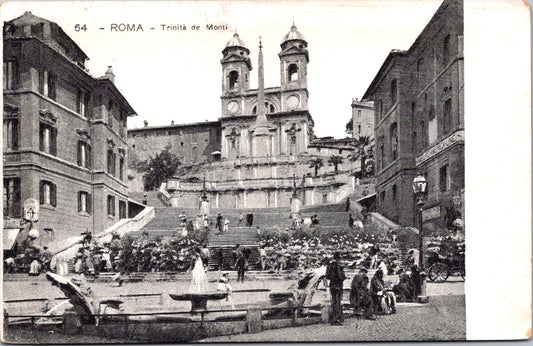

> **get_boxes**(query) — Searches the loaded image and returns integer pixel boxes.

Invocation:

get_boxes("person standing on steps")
[237,212,244,226]
[216,213,223,234]
[223,217,230,233]
[326,251,346,325]
[233,244,246,283]
[246,211,254,227]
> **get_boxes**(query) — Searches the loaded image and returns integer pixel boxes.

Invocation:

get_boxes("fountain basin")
[169,292,228,313]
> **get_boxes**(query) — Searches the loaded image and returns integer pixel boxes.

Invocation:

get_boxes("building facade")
[128,25,358,208]
[349,98,374,140]
[363,0,464,231]
[3,12,137,248]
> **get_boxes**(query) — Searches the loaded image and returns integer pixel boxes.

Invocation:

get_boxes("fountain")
[169,256,228,313]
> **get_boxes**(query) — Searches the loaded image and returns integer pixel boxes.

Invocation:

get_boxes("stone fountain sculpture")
[169,256,228,313]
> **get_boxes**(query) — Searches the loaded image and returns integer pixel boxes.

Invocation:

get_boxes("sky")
[2,0,442,137]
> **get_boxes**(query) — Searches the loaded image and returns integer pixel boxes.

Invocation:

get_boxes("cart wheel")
[428,263,449,283]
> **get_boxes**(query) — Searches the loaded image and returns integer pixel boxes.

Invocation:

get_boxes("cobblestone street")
[201,295,466,342]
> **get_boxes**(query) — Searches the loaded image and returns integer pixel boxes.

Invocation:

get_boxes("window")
[77,141,92,168]
[392,185,397,203]
[192,147,198,163]
[107,195,116,216]
[416,58,424,77]
[3,177,21,217]
[390,79,398,104]
[380,191,386,204]
[377,100,383,120]
[390,122,398,161]
[3,60,17,90]
[76,88,89,116]
[78,191,92,214]
[288,63,298,82]
[357,110,361,118]
[119,200,127,219]
[39,123,57,155]
[443,34,450,66]
[229,71,239,89]
[39,180,57,207]
[358,125,361,134]
[119,156,125,180]
[47,72,57,100]
[418,120,426,149]
[107,150,116,175]
[443,98,452,135]
[3,119,19,150]
[439,164,449,192]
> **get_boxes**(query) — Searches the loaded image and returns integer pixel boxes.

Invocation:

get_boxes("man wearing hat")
[325,251,346,325]
[350,267,375,320]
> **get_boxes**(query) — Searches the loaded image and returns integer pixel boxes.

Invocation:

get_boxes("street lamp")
[412,174,427,268]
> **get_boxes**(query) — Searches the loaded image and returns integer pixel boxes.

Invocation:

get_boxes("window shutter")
[50,183,57,207]
[78,192,82,212]
[77,141,82,166]
[86,145,92,169]
[12,120,19,150]
[39,181,44,204]
[39,125,44,151]
[51,127,57,155]
[87,193,92,214]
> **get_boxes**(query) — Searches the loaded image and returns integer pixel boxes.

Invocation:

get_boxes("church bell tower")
[221,33,252,117]
[279,24,309,112]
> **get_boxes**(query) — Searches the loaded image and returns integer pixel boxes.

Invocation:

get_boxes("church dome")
[282,24,306,44]
[225,33,247,49]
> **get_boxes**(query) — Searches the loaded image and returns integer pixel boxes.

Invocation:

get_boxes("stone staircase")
[138,203,354,270]
[129,191,168,207]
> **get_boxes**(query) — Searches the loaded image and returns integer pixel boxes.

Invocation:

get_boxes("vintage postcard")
[1,0,530,343]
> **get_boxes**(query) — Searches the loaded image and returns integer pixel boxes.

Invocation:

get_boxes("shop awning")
[3,228,20,250]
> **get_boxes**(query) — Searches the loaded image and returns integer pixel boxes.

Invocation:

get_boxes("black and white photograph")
[1,0,530,343]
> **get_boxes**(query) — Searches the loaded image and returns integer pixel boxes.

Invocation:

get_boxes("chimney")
[143,120,148,127]
[105,66,115,83]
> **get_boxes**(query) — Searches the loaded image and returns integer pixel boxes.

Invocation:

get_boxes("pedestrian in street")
[350,267,375,320]
[325,251,346,325]
[237,212,244,226]
[246,211,254,227]
[370,268,396,314]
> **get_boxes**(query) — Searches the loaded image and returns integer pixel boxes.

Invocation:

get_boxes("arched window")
[390,122,398,161]
[288,63,298,82]
[228,71,239,89]
[390,79,398,104]
[252,102,275,115]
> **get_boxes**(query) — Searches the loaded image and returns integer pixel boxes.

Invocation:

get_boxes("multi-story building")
[3,12,137,249]
[362,0,464,232]
[349,98,374,140]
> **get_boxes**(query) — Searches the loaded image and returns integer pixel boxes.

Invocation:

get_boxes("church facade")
[128,25,357,209]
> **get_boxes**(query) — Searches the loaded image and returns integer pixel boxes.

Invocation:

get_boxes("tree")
[137,149,181,191]
[308,158,324,177]
[351,135,372,178]
[345,120,353,136]
[328,155,344,173]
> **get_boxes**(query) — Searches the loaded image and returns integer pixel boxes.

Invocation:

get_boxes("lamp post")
[412,174,427,268]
